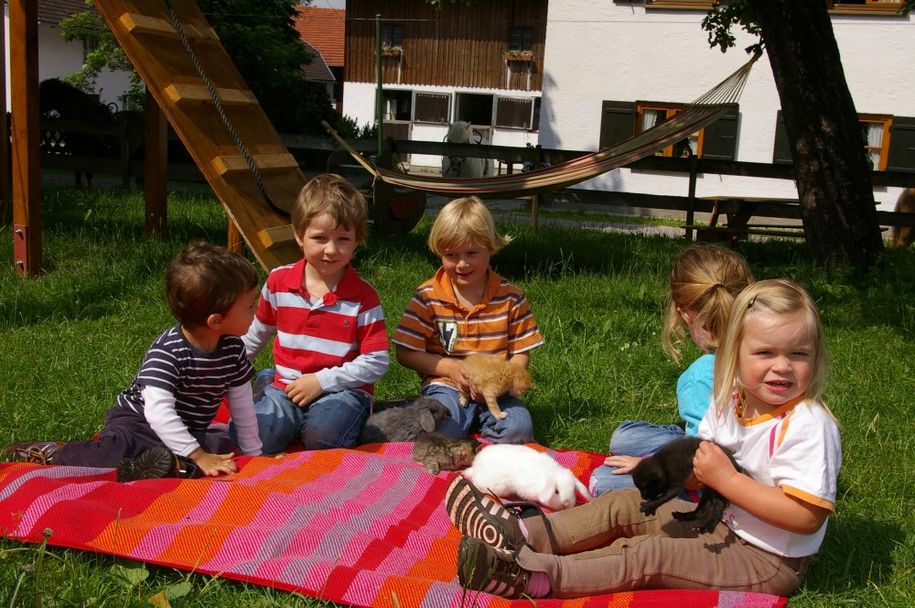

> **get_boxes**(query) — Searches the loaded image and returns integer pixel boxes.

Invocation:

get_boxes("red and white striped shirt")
[244,260,389,395]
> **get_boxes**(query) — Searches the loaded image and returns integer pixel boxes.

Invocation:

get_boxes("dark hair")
[165,242,260,328]
[292,173,369,243]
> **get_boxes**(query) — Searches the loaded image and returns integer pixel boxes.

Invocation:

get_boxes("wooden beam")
[144,89,168,237]
[10,0,41,277]
[163,84,256,106]
[0,3,9,224]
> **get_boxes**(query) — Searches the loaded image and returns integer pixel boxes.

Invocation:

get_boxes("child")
[393,196,543,444]
[237,173,389,453]
[447,279,841,598]
[590,244,753,495]
[0,242,263,480]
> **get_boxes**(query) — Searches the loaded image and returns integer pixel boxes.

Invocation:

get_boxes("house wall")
[541,1,915,210]
[4,8,132,111]
[343,0,546,170]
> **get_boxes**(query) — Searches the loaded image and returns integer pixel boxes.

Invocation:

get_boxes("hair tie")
[712,283,725,290]
[747,295,758,309]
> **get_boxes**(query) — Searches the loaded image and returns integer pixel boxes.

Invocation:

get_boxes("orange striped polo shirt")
[393,267,544,387]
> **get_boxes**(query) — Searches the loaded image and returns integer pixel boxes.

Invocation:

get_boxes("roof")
[37,0,91,25]
[301,41,335,83]
[294,6,345,67]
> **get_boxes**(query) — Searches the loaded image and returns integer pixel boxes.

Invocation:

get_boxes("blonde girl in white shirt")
[445,278,841,599]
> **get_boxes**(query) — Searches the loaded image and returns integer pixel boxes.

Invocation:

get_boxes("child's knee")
[301,391,370,449]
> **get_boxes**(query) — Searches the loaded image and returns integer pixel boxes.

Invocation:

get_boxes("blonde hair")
[661,244,754,363]
[713,279,829,413]
[427,196,512,256]
[292,173,368,243]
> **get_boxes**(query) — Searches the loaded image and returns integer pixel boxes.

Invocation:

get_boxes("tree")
[704,0,914,270]
[60,0,339,135]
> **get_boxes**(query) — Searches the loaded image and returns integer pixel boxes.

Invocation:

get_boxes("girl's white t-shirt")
[698,397,841,557]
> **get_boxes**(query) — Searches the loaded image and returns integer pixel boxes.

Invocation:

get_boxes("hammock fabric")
[329,54,761,199]
[0,443,786,608]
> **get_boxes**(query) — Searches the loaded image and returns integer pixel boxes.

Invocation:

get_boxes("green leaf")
[110,561,149,587]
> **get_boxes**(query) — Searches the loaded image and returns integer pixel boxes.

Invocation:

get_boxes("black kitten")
[631,437,738,533]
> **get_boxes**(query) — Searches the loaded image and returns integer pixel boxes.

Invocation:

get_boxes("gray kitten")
[412,432,482,474]
[358,397,450,444]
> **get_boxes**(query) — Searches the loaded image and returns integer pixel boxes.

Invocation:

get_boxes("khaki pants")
[519,488,809,598]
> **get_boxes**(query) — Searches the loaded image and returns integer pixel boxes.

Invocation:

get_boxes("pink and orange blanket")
[0,444,786,608]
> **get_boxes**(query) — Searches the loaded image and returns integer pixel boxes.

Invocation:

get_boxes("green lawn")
[1,186,913,607]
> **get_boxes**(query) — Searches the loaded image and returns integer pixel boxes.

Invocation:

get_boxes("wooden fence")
[32,115,915,233]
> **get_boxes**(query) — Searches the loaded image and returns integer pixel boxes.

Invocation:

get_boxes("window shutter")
[599,100,635,149]
[700,103,739,160]
[772,110,793,165]
[886,115,915,173]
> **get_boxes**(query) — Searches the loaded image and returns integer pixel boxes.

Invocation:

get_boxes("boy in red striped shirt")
[393,196,543,443]
[236,174,389,453]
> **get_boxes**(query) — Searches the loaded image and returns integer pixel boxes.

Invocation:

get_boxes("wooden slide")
[93,0,304,270]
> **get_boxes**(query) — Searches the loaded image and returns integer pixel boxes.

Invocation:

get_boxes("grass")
[1,185,914,607]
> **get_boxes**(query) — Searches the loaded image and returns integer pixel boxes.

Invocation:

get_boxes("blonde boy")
[238,174,389,453]
[393,196,543,443]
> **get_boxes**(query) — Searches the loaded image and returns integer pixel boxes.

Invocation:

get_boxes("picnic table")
[688,195,805,242]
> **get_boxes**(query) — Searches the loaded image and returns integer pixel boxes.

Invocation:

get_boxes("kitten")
[411,432,481,474]
[459,353,533,420]
[632,437,738,533]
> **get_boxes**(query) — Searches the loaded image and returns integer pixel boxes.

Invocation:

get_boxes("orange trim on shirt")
[736,395,805,427]
[781,485,836,513]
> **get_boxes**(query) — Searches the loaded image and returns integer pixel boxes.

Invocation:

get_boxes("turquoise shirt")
[677,352,714,437]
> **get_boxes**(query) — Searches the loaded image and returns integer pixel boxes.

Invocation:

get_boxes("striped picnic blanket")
[0,443,786,608]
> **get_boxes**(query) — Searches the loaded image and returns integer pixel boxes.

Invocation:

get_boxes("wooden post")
[10,0,41,277]
[227,220,243,254]
[0,8,9,224]
[144,89,168,237]
[528,145,544,229]
[685,153,699,241]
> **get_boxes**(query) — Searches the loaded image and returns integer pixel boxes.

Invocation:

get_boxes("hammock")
[326,53,761,199]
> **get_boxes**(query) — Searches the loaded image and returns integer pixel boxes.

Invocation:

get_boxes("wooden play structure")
[92,0,306,271]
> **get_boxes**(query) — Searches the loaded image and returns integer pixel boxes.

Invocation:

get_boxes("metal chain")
[163,0,286,214]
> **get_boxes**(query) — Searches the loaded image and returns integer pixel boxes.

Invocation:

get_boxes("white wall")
[4,10,132,111]
[541,1,915,210]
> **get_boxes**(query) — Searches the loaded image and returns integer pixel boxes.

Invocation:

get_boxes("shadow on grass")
[802,514,902,594]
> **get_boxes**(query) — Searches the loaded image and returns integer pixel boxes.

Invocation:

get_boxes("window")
[508,27,533,52]
[381,89,412,121]
[645,1,717,8]
[456,93,494,127]
[414,93,451,124]
[495,97,538,130]
[860,115,892,171]
[599,100,739,160]
[381,23,403,49]
[829,1,905,13]
[636,103,700,157]
[773,110,915,172]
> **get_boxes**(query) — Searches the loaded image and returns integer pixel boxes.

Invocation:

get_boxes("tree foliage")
[59,1,144,107]
[59,0,341,135]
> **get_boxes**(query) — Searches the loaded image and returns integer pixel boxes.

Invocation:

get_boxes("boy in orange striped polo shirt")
[393,196,543,443]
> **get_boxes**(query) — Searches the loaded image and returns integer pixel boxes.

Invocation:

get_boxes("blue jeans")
[588,420,686,496]
[232,384,371,454]
[422,383,534,444]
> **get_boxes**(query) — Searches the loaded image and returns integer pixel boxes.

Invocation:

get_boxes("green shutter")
[599,100,635,149]
[886,116,915,173]
[701,103,739,160]
[772,110,793,165]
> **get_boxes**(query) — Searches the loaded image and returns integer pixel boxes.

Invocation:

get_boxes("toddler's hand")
[191,450,237,477]
[603,454,643,474]
[693,440,738,490]
[285,374,322,407]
